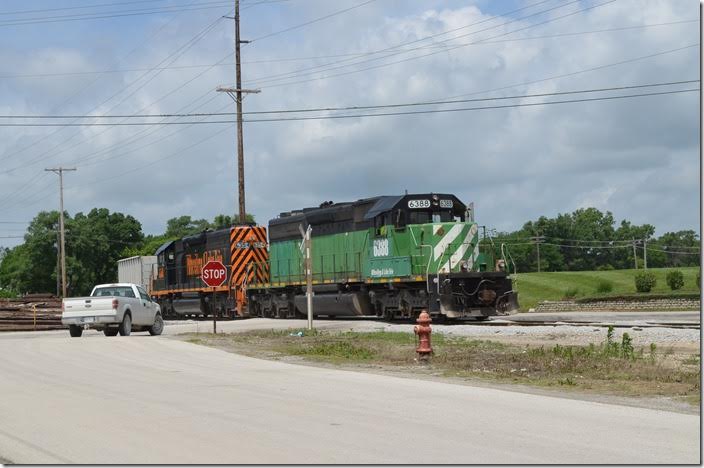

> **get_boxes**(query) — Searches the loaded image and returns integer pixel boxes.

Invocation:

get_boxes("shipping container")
[117,256,157,292]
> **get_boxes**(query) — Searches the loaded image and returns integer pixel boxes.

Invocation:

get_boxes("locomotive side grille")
[229,226,269,288]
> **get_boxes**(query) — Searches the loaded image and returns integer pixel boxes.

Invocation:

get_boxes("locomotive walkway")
[0,329,698,464]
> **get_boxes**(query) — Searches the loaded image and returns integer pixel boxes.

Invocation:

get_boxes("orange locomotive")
[151,225,268,318]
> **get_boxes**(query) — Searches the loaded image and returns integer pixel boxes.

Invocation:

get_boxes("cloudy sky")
[0,0,699,247]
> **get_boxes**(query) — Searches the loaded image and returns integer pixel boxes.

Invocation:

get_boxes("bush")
[597,264,615,271]
[595,279,613,294]
[563,287,580,299]
[665,270,684,291]
[634,271,657,293]
[0,289,18,299]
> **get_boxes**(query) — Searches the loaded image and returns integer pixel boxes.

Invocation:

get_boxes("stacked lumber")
[0,295,64,331]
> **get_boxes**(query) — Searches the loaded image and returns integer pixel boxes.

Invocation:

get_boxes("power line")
[0,0,211,165]
[242,0,568,87]
[0,18,695,80]
[0,1,234,27]
[0,7,232,175]
[0,87,695,127]
[248,0,375,43]
[0,80,695,120]
[244,0,618,89]
[0,0,209,16]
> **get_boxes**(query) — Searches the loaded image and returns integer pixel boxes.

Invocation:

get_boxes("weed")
[563,286,580,299]
[595,279,614,294]
[292,341,375,360]
[558,376,576,386]
[682,355,700,366]
[620,333,634,359]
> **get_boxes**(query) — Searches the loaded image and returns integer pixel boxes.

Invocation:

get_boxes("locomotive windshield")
[408,210,461,224]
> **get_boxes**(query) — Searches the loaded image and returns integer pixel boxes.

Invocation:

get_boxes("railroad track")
[480,319,700,330]
[0,316,698,332]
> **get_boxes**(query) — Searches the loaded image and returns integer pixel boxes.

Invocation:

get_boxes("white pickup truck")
[62,283,163,338]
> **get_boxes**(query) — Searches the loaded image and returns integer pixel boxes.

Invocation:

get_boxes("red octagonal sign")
[201,260,227,288]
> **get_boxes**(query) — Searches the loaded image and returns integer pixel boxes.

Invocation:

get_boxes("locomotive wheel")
[276,306,287,319]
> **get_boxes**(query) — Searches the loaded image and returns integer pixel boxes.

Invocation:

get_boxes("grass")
[514,267,700,310]
[179,328,700,406]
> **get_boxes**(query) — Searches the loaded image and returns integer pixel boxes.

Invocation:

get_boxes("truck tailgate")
[62,297,118,322]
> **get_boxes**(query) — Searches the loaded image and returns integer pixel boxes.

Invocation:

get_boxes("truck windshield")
[91,286,136,298]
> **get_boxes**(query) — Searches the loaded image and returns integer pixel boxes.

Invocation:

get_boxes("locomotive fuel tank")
[294,291,372,316]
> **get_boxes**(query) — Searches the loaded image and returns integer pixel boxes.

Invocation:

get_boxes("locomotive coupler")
[413,310,433,361]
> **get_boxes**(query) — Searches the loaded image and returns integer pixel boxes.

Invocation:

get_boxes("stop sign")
[201,260,227,287]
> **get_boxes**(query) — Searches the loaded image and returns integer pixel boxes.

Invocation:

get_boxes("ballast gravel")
[348,322,700,348]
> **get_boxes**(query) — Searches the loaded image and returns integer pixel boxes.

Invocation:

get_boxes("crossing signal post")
[299,224,313,330]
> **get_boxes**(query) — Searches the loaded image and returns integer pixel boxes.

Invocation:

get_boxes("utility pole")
[217,0,260,224]
[45,167,76,298]
[643,238,648,269]
[632,239,638,269]
[530,235,546,272]
[299,224,313,330]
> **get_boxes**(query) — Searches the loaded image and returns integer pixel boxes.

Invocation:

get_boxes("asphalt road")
[0,329,699,464]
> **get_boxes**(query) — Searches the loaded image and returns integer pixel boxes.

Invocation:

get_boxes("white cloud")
[0,0,698,248]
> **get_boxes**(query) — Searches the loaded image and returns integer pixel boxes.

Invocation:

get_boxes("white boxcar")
[117,256,157,292]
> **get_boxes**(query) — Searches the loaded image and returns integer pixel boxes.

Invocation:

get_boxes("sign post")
[201,260,228,334]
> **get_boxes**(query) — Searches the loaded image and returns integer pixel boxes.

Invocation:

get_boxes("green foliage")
[562,286,580,299]
[292,341,375,360]
[497,211,698,273]
[517,267,700,310]
[634,271,657,293]
[0,209,143,296]
[0,288,18,298]
[212,213,256,229]
[697,271,701,290]
[665,270,684,291]
[620,333,634,358]
[66,208,143,295]
[165,216,210,238]
[595,279,613,294]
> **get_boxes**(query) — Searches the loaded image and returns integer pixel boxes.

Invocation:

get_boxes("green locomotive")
[246,193,518,320]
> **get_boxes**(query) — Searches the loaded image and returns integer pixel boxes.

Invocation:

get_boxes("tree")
[211,213,256,229]
[165,216,210,238]
[654,230,700,268]
[66,208,143,295]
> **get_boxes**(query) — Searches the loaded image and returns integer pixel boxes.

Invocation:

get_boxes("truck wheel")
[148,314,164,336]
[118,313,132,336]
[104,328,118,336]
[69,325,83,337]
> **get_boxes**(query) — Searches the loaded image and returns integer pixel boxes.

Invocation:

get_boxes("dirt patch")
[176,328,700,414]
